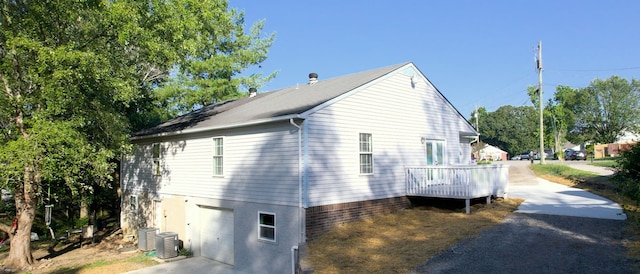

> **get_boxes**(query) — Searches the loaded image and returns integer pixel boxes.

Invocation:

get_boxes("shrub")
[614,143,640,201]
[75,216,90,228]
[178,248,193,257]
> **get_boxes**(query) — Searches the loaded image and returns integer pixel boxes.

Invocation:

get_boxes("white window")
[424,140,445,165]
[129,195,138,212]
[359,133,373,174]
[258,212,276,242]
[213,137,223,176]
[152,143,161,176]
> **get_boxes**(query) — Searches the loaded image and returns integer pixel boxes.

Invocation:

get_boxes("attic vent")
[308,73,318,85]
[248,87,257,97]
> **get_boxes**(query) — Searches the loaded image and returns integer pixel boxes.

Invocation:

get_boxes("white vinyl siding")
[305,71,476,206]
[121,144,162,194]
[125,122,300,206]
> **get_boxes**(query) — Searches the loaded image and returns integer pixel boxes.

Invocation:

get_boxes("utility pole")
[537,41,545,164]
[474,105,479,134]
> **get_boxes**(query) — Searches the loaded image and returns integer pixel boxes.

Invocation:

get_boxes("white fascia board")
[460,131,479,138]
[130,114,301,141]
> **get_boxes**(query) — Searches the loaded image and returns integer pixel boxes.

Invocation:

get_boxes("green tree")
[469,106,487,134]
[559,76,640,144]
[0,0,273,268]
[542,85,581,158]
[614,143,640,200]
[474,105,538,157]
[0,1,135,267]
[154,1,276,116]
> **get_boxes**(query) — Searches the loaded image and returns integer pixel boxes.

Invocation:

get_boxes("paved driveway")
[414,161,634,273]
[124,256,244,274]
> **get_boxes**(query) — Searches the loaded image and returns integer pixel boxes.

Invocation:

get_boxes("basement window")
[258,212,276,242]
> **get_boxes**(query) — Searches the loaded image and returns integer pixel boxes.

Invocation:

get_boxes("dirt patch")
[1,228,158,274]
[302,197,523,274]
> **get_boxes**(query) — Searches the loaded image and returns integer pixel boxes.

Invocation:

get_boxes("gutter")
[130,114,301,141]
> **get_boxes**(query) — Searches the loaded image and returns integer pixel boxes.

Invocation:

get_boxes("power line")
[548,66,640,72]
[476,72,537,111]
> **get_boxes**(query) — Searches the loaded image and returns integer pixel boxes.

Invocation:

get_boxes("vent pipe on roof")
[248,87,257,98]
[308,73,318,85]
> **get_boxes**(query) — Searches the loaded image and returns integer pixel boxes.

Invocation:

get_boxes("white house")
[616,131,640,143]
[120,62,483,273]
[477,144,507,161]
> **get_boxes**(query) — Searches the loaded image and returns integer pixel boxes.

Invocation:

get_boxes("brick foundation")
[305,196,410,241]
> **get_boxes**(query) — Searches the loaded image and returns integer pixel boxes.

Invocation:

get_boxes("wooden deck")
[405,164,509,213]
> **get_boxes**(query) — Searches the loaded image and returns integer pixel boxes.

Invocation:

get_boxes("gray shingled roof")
[133,62,411,138]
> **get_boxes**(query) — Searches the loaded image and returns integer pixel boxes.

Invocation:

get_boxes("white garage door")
[199,206,234,265]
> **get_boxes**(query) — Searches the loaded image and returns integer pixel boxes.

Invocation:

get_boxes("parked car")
[510,155,521,160]
[519,152,530,160]
[565,149,587,161]
[544,149,556,159]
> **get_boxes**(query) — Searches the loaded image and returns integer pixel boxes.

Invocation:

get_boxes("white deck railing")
[405,165,509,213]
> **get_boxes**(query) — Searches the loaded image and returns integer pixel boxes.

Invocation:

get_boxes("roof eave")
[130,114,302,141]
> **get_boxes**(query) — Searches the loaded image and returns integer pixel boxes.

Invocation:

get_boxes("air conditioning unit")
[137,227,157,251]
[156,232,179,259]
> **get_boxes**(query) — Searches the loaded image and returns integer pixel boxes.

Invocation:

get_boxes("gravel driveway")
[413,162,636,274]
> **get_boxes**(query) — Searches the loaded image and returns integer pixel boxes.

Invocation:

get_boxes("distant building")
[593,131,639,158]
[476,144,507,161]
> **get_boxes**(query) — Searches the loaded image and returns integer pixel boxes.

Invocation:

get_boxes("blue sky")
[232,1,640,118]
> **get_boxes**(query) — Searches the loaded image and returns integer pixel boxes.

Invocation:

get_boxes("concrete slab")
[123,256,248,274]
[510,177,626,220]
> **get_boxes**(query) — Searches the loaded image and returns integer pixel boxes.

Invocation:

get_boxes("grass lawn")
[589,160,618,168]
[47,254,159,274]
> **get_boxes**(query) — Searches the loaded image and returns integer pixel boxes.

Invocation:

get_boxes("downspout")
[291,245,299,274]
[289,118,304,243]
[290,119,303,274]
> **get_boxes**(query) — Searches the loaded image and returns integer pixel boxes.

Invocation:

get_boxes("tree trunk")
[3,166,39,270]
[80,200,89,219]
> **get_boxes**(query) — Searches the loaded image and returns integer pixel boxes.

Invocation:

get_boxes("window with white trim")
[129,195,138,212]
[152,143,161,176]
[258,212,276,242]
[359,133,373,174]
[212,137,223,176]
[425,140,445,165]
